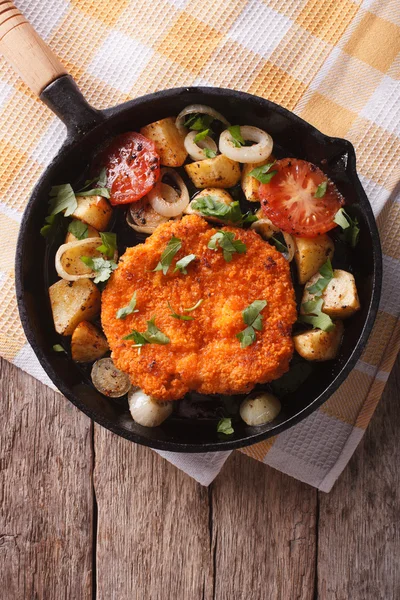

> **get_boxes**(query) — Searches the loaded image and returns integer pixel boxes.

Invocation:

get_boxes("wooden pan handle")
[0,1,67,95]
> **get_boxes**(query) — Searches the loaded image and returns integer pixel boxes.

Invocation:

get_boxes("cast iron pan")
[2,4,382,451]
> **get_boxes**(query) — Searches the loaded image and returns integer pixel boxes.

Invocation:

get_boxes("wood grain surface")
[0,355,399,599]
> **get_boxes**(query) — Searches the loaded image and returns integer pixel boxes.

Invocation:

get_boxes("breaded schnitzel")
[101,215,297,401]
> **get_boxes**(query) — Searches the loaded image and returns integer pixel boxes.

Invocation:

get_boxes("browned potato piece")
[241,159,272,202]
[294,320,344,361]
[184,154,241,188]
[49,279,101,336]
[294,235,334,284]
[140,117,187,167]
[71,195,112,231]
[71,321,109,362]
[65,222,99,244]
[301,269,360,319]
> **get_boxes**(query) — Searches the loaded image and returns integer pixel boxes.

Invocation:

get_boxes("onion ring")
[55,237,105,281]
[184,131,218,161]
[148,168,189,217]
[219,126,273,163]
[176,104,230,135]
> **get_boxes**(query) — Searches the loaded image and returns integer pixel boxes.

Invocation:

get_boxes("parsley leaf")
[192,197,257,226]
[248,162,277,184]
[80,256,117,283]
[306,259,334,295]
[208,231,247,262]
[269,236,287,253]
[203,148,217,159]
[236,300,267,348]
[185,114,213,131]
[217,417,234,435]
[334,208,360,248]
[68,220,88,240]
[123,317,170,346]
[49,184,77,217]
[185,299,204,312]
[116,292,139,319]
[194,129,210,143]
[53,344,66,353]
[168,302,195,321]
[77,168,110,198]
[40,213,64,238]
[228,125,245,147]
[174,254,196,274]
[299,297,335,332]
[314,181,327,198]
[96,231,117,259]
[153,236,182,275]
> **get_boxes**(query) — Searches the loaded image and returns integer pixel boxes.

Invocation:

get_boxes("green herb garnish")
[306,258,333,295]
[77,168,110,198]
[168,302,195,321]
[185,299,204,312]
[208,231,247,262]
[116,292,139,319]
[314,181,327,198]
[299,298,335,332]
[153,236,182,275]
[236,299,267,348]
[185,114,213,131]
[269,236,287,253]
[194,129,210,143]
[203,148,217,159]
[248,162,277,183]
[228,125,245,147]
[53,344,66,353]
[334,208,360,247]
[40,213,64,238]
[49,184,77,217]
[78,187,110,199]
[192,196,257,226]
[174,254,196,274]
[96,231,117,259]
[123,317,170,346]
[217,418,234,435]
[68,220,88,240]
[80,256,117,283]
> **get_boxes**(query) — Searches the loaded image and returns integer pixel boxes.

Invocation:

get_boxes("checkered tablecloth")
[0,0,399,490]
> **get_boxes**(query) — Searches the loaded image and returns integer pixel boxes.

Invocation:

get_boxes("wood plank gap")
[208,485,217,600]
[91,423,98,600]
[313,495,320,600]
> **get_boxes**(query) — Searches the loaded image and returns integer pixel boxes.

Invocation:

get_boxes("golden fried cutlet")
[101,215,297,400]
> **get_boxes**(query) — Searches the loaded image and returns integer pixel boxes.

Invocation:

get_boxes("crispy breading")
[101,215,297,400]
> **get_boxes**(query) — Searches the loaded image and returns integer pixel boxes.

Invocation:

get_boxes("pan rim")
[15,86,383,452]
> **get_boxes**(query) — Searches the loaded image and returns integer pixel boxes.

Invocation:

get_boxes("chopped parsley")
[217,417,234,435]
[153,236,182,275]
[306,259,334,295]
[53,344,66,353]
[185,113,213,131]
[96,231,117,259]
[168,298,203,321]
[123,317,170,346]
[248,162,277,184]
[298,298,335,332]
[334,208,360,247]
[80,256,117,283]
[208,231,247,262]
[116,292,139,319]
[40,213,64,238]
[194,129,210,143]
[185,299,204,312]
[269,236,288,253]
[192,196,257,226]
[314,181,327,198]
[77,168,110,198]
[228,125,245,147]
[236,300,267,348]
[203,148,217,159]
[68,220,88,240]
[174,254,196,274]
[48,184,77,217]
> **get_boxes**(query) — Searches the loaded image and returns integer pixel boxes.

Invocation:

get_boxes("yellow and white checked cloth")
[0,0,399,490]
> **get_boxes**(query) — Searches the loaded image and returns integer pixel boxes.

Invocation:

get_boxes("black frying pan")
[2,3,382,452]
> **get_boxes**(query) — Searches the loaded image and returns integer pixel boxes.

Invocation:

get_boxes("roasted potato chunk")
[65,223,99,244]
[294,320,344,361]
[301,269,360,319]
[71,321,109,362]
[294,235,334,284]
[140,117,187,167]
[49,279,101,336]
[184,154,241,188]
[71,195,112,231]
[241,159,272,202]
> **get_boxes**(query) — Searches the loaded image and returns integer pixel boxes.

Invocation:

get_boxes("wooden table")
[1,355,399,599]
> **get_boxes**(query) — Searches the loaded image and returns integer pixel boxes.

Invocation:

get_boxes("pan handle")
[0,1,103,136]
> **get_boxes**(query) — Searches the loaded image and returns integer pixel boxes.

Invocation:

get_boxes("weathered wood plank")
[0,358,93,600]
[318,356,400,600]
[94,425,213,600]
[211,452,317,600]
